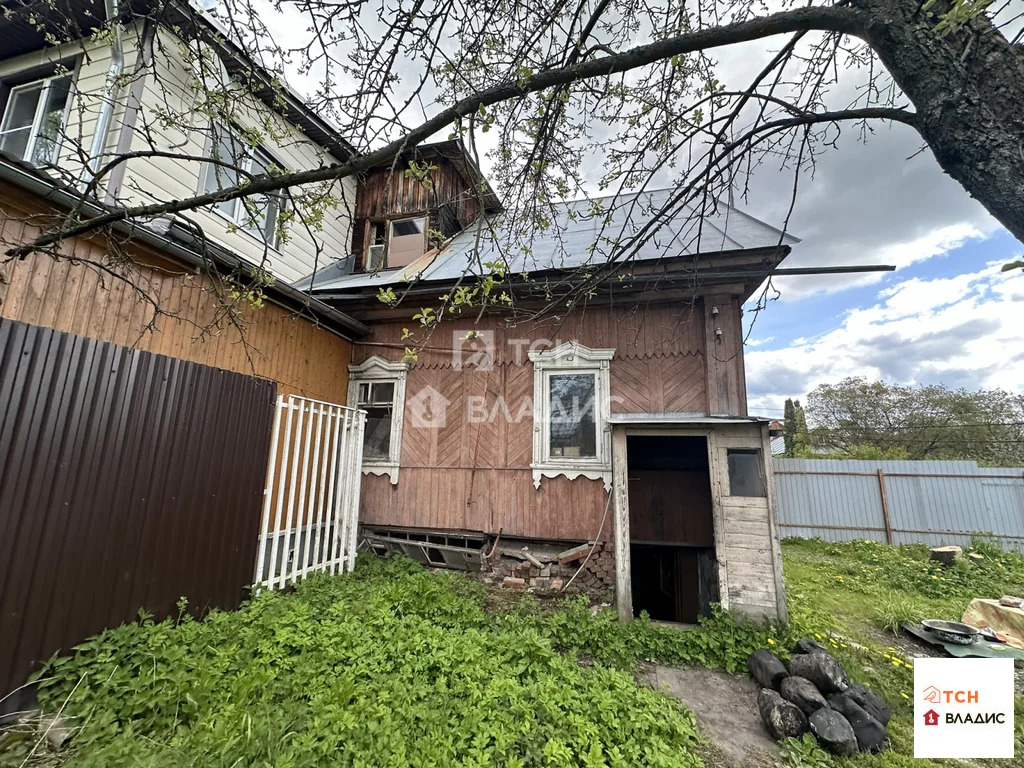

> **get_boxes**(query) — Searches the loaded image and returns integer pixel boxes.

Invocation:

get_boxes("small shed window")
[727,449,765,497]
[348,356,409,485]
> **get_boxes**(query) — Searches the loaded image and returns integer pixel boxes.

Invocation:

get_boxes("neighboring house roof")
[303,188,798,295]
[0,0,356,162]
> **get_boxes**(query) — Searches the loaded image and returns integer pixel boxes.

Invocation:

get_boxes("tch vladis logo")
[914,659,1013,759]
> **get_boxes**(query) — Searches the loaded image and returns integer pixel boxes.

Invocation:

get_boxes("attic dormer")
[351,140,502,273]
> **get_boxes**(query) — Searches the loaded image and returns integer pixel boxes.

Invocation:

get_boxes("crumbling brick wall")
[477,540,615,601]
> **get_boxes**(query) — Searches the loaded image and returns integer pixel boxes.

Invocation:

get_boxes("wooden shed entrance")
[626,435,717,623]
[610,416,788,624]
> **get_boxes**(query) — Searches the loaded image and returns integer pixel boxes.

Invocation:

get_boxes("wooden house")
[310,173,794,624]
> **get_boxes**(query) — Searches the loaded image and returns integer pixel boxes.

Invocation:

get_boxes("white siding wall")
[0,26,355,285]
[0,36,134,183]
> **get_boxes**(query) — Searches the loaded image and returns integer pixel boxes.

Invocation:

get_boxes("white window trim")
[347,356,408,485]
[528,341,614,491]
[0,74,73,166]
[199,123,284,249]
[365,216,428,271]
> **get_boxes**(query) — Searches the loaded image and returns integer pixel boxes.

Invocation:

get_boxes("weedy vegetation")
[780,538,1024,768]
[2,555,796,768]
[2,539,1022,767]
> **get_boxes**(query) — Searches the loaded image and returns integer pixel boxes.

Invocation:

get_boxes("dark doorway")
[627,435,718,623]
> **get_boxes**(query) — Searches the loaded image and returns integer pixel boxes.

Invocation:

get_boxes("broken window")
[364,217,427,270]
[727,449,765,496]
[348,356,409,484]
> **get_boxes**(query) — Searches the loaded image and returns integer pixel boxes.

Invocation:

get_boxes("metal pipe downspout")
[86,0,125,178]
[104,20,155,204]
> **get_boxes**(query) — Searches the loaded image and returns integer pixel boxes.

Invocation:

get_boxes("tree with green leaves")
[3,0,1024,322]
[805,377,1024,466]
[782,398,811,457]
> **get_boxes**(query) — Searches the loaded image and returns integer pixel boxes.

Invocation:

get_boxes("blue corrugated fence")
[772,459,1024,552]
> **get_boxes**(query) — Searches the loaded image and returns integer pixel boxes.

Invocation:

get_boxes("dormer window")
[364,216,427,271]
[0,74,72,166]
[200,124,284,246]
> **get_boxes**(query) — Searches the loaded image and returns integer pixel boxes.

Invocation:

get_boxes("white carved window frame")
[347,356,408,484]
[528,341,614,491]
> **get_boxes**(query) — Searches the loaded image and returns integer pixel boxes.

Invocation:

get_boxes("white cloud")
[745,264,1024,417]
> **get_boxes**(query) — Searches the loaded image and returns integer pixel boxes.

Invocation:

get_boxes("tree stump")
[929,546,963,568]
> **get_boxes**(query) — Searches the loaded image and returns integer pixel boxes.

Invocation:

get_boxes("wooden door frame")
[612,425,725,622]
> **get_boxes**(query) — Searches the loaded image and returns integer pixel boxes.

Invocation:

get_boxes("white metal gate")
[254,395,365,590]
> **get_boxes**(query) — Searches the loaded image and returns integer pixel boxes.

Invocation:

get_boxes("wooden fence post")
[877,469,893,545]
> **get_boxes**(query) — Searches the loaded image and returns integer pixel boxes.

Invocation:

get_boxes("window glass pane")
[205,127,240,219]
[1,84,42,132]
[727,450,764,496]
[369,382,395,404]
[391,218,423,237]
[0,127,31,161]
[31,76,71,165]
[0,83,43,161]
[358,382,370,402]
[362,406,392,459]
[548,373,597,458]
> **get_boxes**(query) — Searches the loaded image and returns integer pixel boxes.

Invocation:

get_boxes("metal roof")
[306,188,799,293]
[607,414,771,425]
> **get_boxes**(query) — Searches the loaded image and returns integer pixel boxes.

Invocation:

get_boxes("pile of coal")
[747,638,889,755]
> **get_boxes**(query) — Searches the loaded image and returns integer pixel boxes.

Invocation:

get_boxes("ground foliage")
[781,538,1024,768]
[6,555,798,768]
[6,541,1024,767]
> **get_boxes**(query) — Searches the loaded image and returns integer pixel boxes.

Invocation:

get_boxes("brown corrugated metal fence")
[0,317,276,697]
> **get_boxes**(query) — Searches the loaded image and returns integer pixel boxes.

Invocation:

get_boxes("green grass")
[2,555,799,768]
[781,537,1024,768]
[3,539,1023,767]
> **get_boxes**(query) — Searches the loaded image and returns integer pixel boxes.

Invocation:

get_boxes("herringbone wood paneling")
[354,299,740,539]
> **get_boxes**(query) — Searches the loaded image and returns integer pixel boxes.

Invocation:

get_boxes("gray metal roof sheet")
[305,188,798,293]
[607,413,771,425]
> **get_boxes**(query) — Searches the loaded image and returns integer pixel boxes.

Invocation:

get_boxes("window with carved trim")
[348,356,408,484]
[529,342,614,490]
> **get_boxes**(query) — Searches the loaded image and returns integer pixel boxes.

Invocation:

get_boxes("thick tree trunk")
[852,0,1024,242]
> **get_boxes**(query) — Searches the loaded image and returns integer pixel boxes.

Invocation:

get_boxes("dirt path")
[640,666,779,767]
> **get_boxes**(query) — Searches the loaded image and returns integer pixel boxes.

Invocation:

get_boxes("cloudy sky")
[739,121,1024,419]
[251,1,1024,420]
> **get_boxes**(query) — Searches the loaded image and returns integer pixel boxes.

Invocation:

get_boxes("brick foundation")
[475,538,616,601]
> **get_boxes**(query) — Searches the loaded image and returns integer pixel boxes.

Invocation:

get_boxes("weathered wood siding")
[355,301,747,540]
[710,423,786,621]
[351,158,481,270]
[0,184,352,402]
[0,26,356,285]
